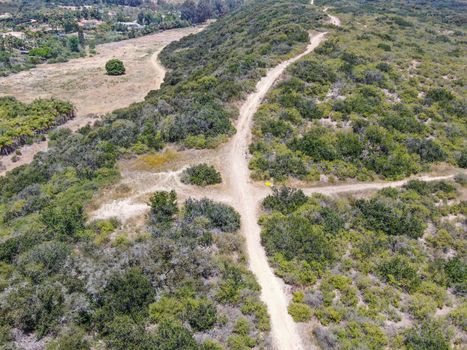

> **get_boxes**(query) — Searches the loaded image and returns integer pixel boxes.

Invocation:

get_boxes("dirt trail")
[90,8,336,350]
[302,174,458,196]
[0,26,203,176]
[87,7,467,349]
[324,7,341,26]
[226,32,327,350]
[90,31,329,350]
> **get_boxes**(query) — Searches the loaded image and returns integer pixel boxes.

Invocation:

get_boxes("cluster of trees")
[249,1,466,181]
[0,3,184,76]
[0,97,75,155]
[181,163,222,186]
[259,179,466,349]
[180,0,243,24]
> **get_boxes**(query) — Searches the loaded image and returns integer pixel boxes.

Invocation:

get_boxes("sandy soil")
[0,26,203,176]
[301,174,459,196]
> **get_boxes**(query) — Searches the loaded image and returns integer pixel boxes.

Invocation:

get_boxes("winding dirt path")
[225,32,327,350]
[91,31,332,350]
[0,26,203,176]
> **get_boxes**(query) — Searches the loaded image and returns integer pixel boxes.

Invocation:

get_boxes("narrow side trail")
[302,174,457,196]
[226,32,327,350]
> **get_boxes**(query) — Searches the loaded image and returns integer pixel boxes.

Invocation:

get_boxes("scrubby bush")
[46,327,90,350]
[288,302,312,322]
[377,256,421,292]
[185,298,217,331]
[262,187,307,214]
[148,190,178,225]
[184,198,240,232]
[105,59,125,75]
[444,257,466,286]
[100,268,155,318]
[337,322,387,350]
[404,321,450,350]
[356,197,426,238]
[261,215,335,266]
[181,163,222,186]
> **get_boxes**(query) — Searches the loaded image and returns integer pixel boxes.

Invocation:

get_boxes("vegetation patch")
[181,163,222,186]
[105,58,126,75]
[0,188,269,348]
[0,97,74,155]
[0,0,244,77]
[250,0,466,181]
[260,179,466,349]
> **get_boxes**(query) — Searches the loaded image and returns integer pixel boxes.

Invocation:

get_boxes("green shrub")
[408,293,437,319]
[288,302,312,322]
[105,59,126,76]
[262,187,307,214]
[148,191,178,225]
[240,298,270,331]
[181,164,222,186]
[377,256,421,292]
[201,340,224,350]
[356,197,426,238]
[234,317,250,336]
[337,321,387,350]
[149,296,185,323]
[448,305,467,332]
[102,315,154,350]
[444,257,466,285]
[404,321,451,350]
[185,298,217,331]
[46,327,90,350]
[101,268,154,318]
[183,198,240,232]
[315,306,343,326]
[261,214,334,266]
[227,335,256,350]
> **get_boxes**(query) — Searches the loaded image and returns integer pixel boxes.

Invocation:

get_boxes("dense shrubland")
[150,0,325,147]
[259,179,466,349]
[0,0,324,345]
[250,1,466,181]
[318,0,467,26]
[0,97,74,155]
[0,191,270,348]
